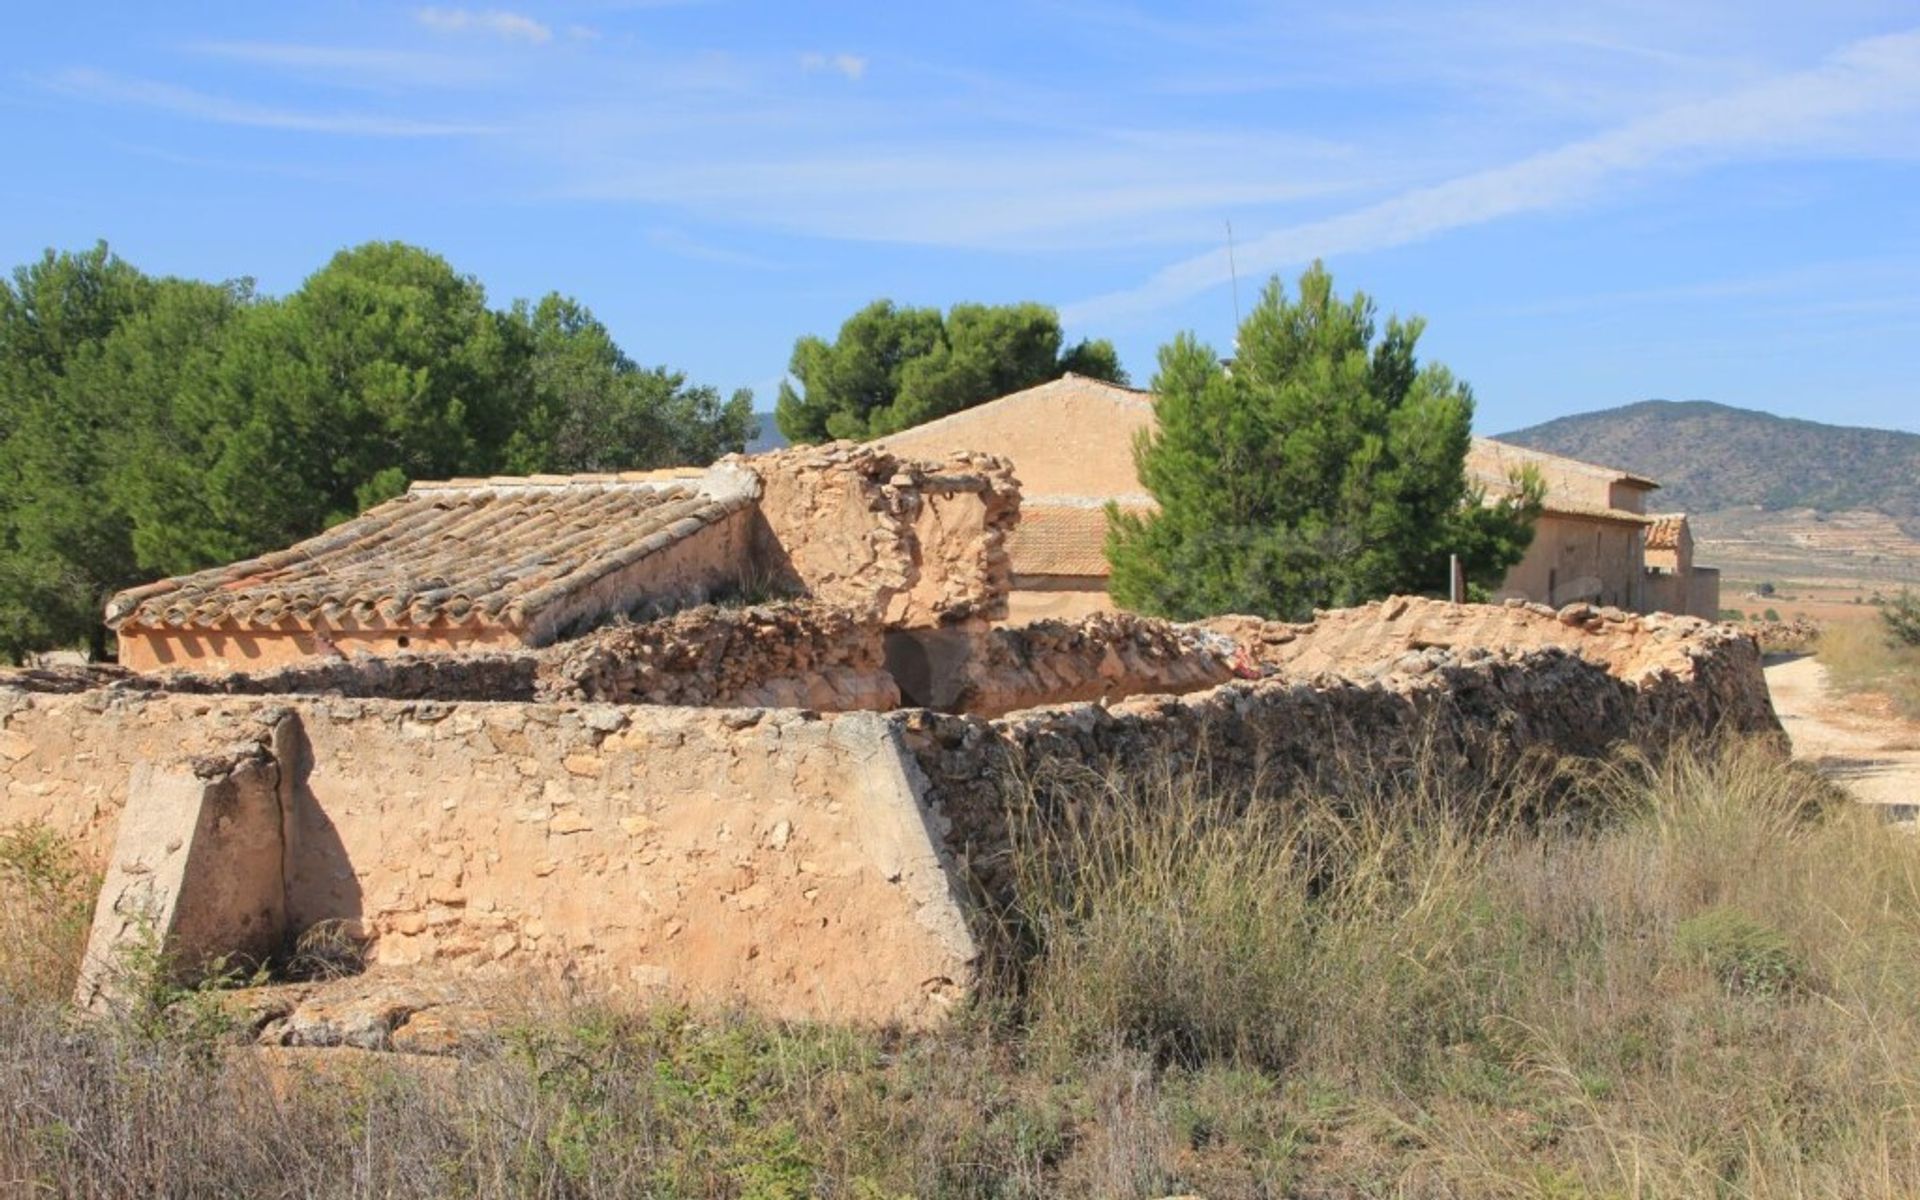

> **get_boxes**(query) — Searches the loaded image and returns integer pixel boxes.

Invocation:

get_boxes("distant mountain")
[745,411,789,455]
[1499,401,1920,531]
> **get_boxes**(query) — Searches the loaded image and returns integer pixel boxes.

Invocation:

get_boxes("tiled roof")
[1468,437,1660,491]
[1009,500,1155,578]
[1533,498,1655,525]
[1644,513,1689,550]
[106,473,747,632]
[875,373,1154,446]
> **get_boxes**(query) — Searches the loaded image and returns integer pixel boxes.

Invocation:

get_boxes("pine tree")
[1107,262,1540,621]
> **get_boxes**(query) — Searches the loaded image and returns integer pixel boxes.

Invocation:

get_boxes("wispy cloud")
[1064,29,1920,324]
[188,41,500,88]
[47,67,499,136]
[799,51,868,81]
[645,227,783,269]
[564,140,1362,252]
[415,7,553,44]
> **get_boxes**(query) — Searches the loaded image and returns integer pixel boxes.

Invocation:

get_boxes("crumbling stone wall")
[901,600,1779,910]
[745,443,1018,627]
[535,601,898,710]
[887,612,1239,716]
[127,652,542,703]
[1205,595,1760,686]
[77,602,899,713]
[2,598,1780,1027]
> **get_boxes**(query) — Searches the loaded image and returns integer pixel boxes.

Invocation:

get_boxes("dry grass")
[0,823,96,1004]
[4,740,1920,1197]
[1817,618,1920,719]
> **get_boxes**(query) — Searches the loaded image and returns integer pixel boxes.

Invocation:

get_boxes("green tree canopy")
[774,299,1125,443]
[502,294,755,475]
[1107,262,1541,621]
[0,245,172,659]
[0,241,756,662]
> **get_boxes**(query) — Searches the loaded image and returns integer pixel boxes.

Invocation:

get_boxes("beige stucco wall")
[1467,439,1655,516]
[0,693,978,1026]
[876,378,1156,501]
[6,596,1778,1027]
[1689,567,1722,620]
[1492,512,1646,610]
[1005,579,1116,623]
[519,504,756,644]
[0,690,262,864]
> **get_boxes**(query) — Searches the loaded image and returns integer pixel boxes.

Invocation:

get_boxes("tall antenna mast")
[1225,218,1242,330]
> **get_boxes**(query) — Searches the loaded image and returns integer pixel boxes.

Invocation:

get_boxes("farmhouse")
[877,373,1157,621]
[879,375,1722,620]
[106,446,1019,673]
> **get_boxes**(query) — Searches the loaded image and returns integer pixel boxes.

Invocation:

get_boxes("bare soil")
[1764,654,1920,811]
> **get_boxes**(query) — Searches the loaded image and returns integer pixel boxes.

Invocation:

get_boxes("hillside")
[1499,400,1920,529]
[746,411,790,454]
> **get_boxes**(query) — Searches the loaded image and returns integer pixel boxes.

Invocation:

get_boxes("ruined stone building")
[1465,439,1719,619]
[876,374,1157,621]
[1641,513,1721,619]
[106,447,1019,674]
[879,376,1722,621]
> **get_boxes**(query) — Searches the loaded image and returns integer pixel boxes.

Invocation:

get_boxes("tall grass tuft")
[0,823,96,1004]
[1818,616,1920,719]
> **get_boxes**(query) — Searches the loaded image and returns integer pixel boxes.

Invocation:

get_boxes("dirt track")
[1764,654,1920,811]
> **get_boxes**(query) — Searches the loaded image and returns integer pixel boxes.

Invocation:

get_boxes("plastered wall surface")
[1490,513,1646,610]
[2,692,977,1026]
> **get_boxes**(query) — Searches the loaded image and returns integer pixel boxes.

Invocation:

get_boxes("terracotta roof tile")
[107,475,749,633]
[1645,513,1688,550]
[1010,501,1154,578]
[1468,437,1660,490]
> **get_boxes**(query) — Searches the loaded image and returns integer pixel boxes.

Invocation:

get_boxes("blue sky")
[4,1,1917,434]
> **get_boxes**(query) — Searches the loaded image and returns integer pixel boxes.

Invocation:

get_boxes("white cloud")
[415,8,553,44]
[561,139,1362,252]
[644,227,782,269]
[799,51,868,81]
[1063,28,1920,325]
[189,41,500,88]
[47,68,499,136]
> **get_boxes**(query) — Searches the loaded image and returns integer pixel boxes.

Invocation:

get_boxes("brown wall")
[1,693,978,1026]
[876,378,1156,501]
[5,596,1777,1026]
[1006,578,1116,624]
[1689,567,1722,620]
[749,443,1018,627]
[1492,512,1646,610]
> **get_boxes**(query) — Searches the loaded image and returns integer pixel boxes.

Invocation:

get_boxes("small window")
[397,636,411,649]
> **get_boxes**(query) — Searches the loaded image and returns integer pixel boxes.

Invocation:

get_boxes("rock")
[1557,602,1595,626]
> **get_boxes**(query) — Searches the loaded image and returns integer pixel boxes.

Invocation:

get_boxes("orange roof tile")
[1009,501,1155,578]
[106,475,748,632]
[1644,513,1689,550]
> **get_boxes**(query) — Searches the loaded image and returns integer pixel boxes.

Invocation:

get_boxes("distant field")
[1694,506,1920,607]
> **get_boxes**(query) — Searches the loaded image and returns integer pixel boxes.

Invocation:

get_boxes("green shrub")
[1881,587,1920,648]
[1674,907,1806,997]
